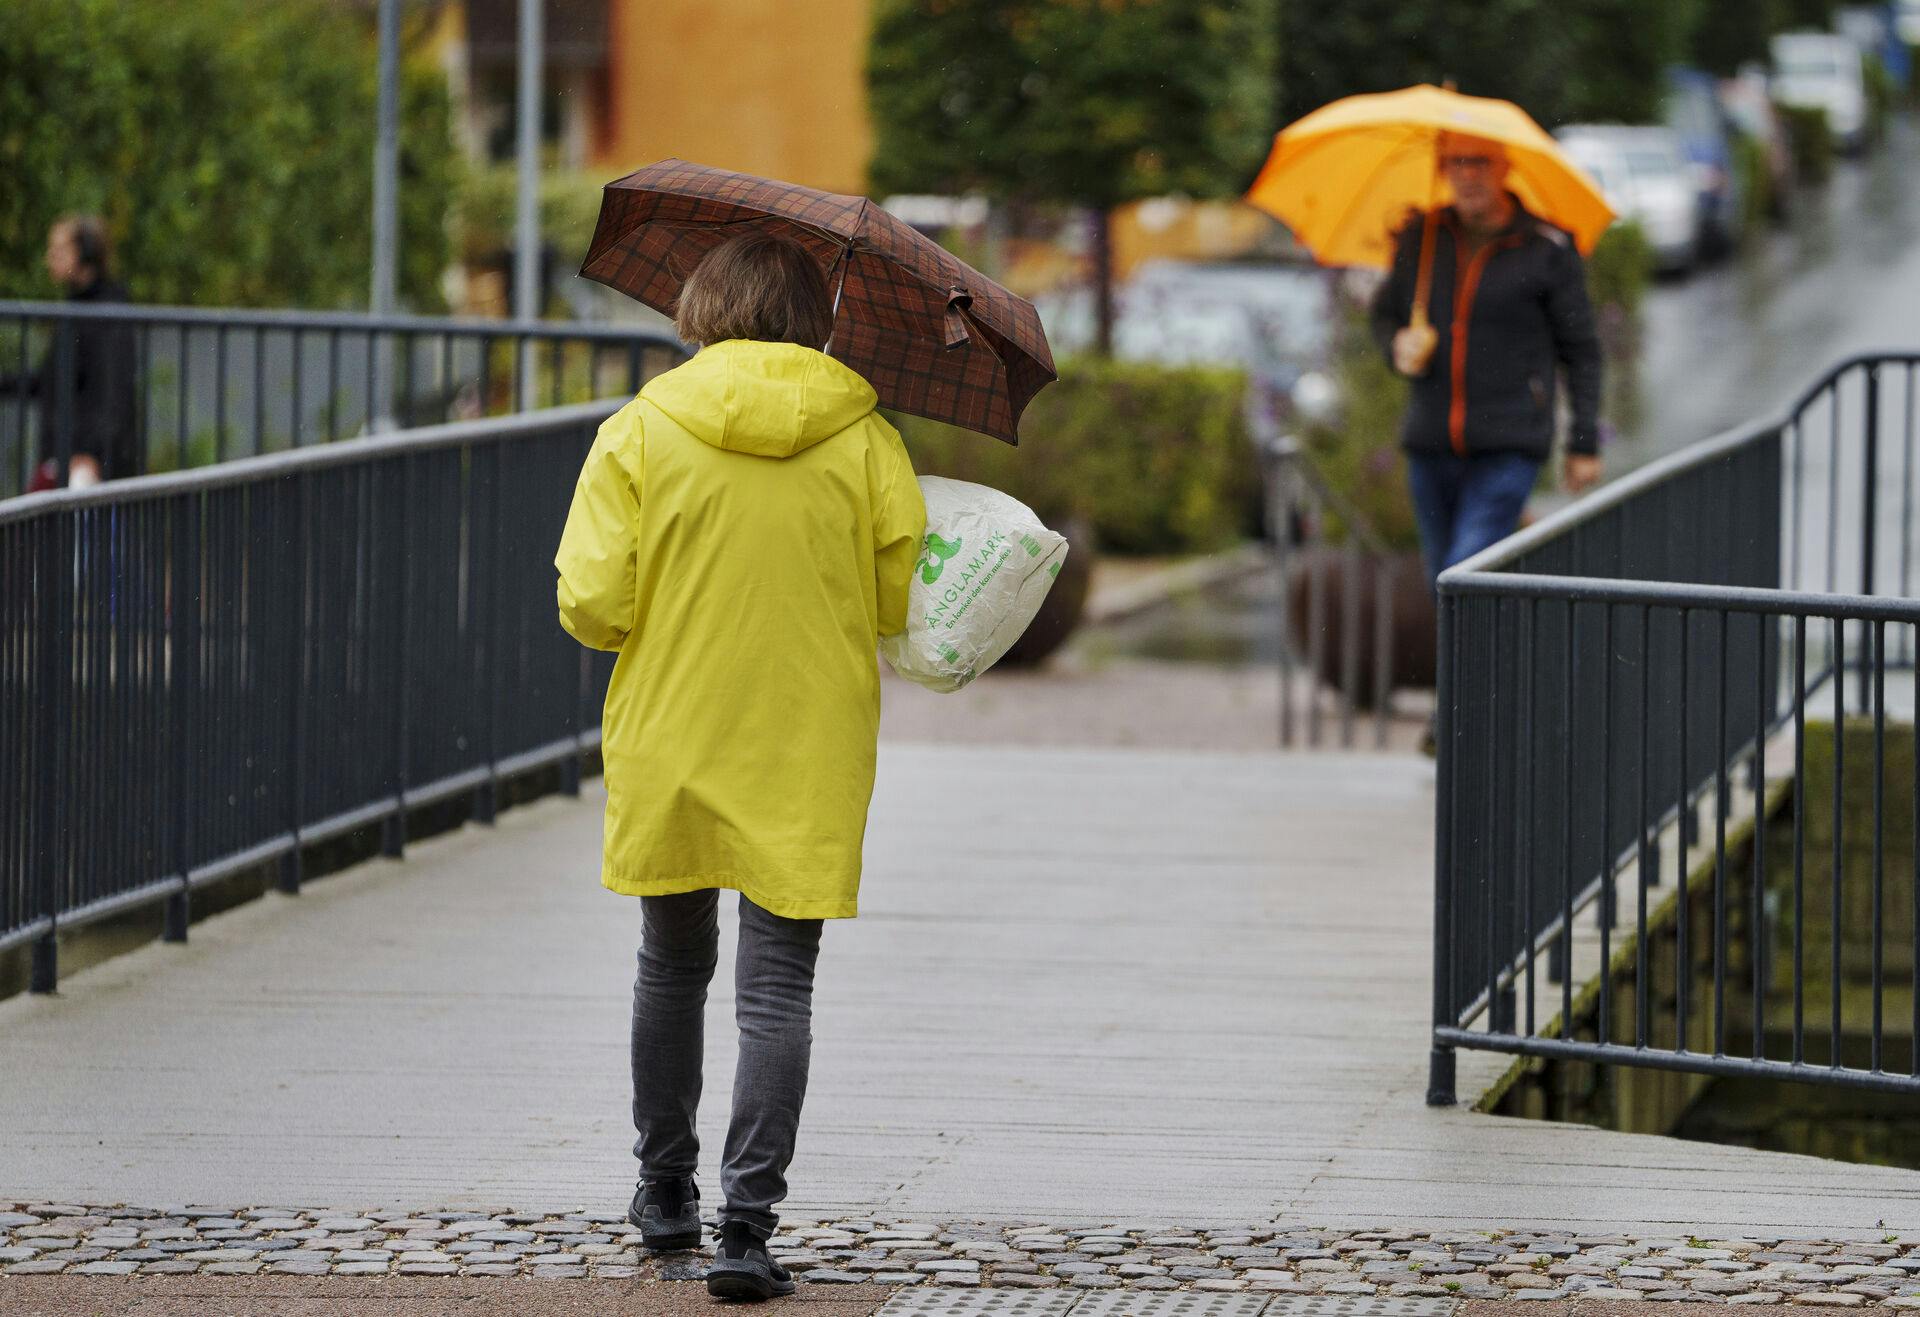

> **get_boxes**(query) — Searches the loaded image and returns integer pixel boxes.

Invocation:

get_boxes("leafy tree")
[1277,0,1696,128]
[868,0,1279,354]
[1780,0,1836,29]
[0,0,456,310]
[1690,0,1786,76]
[1548,0,1701,123]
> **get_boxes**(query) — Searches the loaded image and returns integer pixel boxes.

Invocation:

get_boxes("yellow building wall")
[600,0,875,195]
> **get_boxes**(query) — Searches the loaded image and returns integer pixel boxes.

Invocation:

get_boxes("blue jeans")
[1405,451,1541,586]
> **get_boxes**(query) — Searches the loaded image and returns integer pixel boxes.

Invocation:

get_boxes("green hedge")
[0,0,456,310]
[891,359,1261,555]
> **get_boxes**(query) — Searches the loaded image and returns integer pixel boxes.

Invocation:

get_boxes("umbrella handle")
[1410,204,1439,332]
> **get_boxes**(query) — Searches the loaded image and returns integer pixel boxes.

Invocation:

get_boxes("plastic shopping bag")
[880,475,1068,693]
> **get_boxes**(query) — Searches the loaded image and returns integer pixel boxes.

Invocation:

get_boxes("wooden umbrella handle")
[1410,203,1439,332]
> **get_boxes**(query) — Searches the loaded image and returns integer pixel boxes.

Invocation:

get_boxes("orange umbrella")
[1244,84,1615,272]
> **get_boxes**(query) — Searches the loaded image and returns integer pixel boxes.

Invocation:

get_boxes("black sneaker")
[706,1219,795,1301]
[628,1174,702,1251]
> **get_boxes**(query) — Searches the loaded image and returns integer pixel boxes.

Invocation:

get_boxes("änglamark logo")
[916,531,962,585]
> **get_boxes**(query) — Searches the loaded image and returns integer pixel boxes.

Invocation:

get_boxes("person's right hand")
[1392,325,1437,377]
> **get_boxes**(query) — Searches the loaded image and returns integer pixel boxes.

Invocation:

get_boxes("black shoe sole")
[707,1268,774,1301]
[627,1205,702,1252]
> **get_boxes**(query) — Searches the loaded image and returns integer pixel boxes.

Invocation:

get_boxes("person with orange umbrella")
[1247,86,1611,587]
[1369,128,1604,586]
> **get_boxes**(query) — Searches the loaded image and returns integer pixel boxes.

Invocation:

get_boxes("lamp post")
[514,0,544,407]
[369,0,400,428]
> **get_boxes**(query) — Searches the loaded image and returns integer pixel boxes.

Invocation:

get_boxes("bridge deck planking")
[0,744,1915,1234]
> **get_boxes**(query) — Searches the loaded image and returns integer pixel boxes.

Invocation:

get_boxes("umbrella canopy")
[1244,85,1615,271]
[580,159,1056,444]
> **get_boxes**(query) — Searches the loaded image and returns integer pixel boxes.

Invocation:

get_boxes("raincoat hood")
[641,339,878,459]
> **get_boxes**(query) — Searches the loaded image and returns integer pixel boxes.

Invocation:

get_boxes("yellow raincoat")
[555,339,926,920]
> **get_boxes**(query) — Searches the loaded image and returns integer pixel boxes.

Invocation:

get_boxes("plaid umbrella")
[580,159,1057,445]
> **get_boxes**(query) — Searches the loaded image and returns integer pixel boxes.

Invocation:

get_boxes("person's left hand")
[1564,452,1602,495]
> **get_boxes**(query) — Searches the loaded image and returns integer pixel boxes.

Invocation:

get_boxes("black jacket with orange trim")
[1368,196,1603,460]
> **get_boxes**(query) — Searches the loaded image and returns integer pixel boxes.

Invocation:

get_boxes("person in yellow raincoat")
[554,233,925,1298]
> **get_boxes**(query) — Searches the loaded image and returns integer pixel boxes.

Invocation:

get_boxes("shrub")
[1779,104,1835,183]
[1731,131,1774,238]
[891,359,1261,555]
[1587,221,1654,335]
[0,0,457,310]
[1586,220,1654,444]
[1864,54,1895,143]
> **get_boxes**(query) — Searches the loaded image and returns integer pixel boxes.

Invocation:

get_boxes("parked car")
[1770,31,1870,153]
[1663,67,1748,256]
[1555,125,1703,274]
[1898,0,1920,47]
[1838,4,1909,91]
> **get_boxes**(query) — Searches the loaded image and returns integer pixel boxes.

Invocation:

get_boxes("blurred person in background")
[1,215,139,490]
[1371,132,1603,588]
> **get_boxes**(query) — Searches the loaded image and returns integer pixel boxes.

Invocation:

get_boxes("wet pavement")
[1620,117,1920,470]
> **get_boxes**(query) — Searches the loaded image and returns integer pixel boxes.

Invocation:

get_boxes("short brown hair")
[673,233,835,349]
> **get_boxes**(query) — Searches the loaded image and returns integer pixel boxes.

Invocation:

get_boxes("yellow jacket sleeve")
[555,408,644,651]
[871,425,926,639]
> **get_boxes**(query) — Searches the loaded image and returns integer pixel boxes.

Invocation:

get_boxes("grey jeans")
[631,889,824,1238]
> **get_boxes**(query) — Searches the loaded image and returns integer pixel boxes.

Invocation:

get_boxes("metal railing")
[0,300,682,496]
[0,389,680,992]
[1264,435,1409,749]
[1428,350,1920,1105]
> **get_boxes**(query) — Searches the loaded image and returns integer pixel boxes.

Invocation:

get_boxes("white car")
[1770,31,1869,152]
[1556,125,1702,273]
[1899,0,1920,46]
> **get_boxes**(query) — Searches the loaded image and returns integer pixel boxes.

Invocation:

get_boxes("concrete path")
[2,746,1917,1236]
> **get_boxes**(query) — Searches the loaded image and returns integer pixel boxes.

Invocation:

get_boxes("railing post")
[279,470,308,894]
[472,439,501,825]
[1428,588,1458,1106]
[1858,365,1880,711]
[29,507,67,991]
[170,491,201,938]
[1269,446,1298,749]
[383,454,411,859]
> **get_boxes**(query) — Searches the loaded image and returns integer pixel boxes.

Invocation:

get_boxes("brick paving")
[5,1206,1920,1305]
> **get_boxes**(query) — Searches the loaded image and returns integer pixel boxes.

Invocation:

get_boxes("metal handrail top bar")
[0,298,686,347]
[1440,347,1920,583]
[1447,570,1920,624]
[0,397,623,527]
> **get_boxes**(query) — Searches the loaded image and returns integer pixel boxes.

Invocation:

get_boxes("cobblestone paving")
[5,1205,1920,1304]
